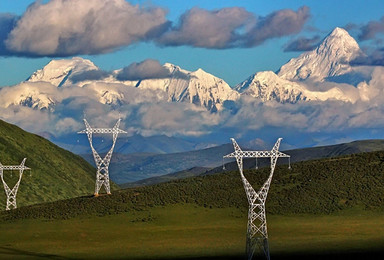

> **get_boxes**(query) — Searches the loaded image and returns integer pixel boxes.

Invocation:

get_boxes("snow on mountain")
[25,58,238,111]
[278,27,363,81]
[185,68,239,111]
[0,82,57,111]
[3,27,375,112]
[15,90,56,110]
[235,71,351,103]
[28,57,99,87]
[234,27,367,104]
[108,63,239,111]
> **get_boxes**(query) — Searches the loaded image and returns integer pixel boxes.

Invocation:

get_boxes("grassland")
[0,205,383,259]
[1,143,384,259]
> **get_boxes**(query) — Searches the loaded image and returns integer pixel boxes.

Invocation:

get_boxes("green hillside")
[122,166,210,188]
[2,149,384,220]
[0,119,118,210]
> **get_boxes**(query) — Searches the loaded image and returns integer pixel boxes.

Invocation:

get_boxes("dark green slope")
[2,150,384,220]
[121,166,210,188]
[0,119,117,210]
[113,139,384,186]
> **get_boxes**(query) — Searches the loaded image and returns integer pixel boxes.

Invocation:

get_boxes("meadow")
[0,204,383,259]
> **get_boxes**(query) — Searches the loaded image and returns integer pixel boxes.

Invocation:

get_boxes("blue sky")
[1,0,384,150]
[1,0,383,87]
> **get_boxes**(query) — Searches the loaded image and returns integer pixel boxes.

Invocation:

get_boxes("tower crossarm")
[78,118,127,135]
[224,150,290,159]
[224,151,276,158]
[0,166,31,170]
[78,128,127,134]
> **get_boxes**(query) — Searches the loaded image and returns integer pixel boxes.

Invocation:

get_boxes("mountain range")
[0,27,383,155]
[1,27,377,113]
[25,57,239,111]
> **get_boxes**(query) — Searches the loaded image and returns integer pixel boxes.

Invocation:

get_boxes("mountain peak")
[329,27,349,37]
[193,68,208,76]
[278,27,362,81]
[27,57,98,87]
[319,27,360,56]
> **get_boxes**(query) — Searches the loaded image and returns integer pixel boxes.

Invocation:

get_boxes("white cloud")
[158,6,310,48]
[1,66,384,144]
[5,0,168,56]
[0,2,311,56]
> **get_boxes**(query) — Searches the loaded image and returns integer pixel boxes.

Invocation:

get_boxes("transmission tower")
[0,158,31,210]
[78,118,126,196]
[224,138,290,260]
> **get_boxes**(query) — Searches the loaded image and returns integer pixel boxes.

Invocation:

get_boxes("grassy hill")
[2,149,384,220]
[106,139,384,185]
[122,166,211,188]
[0,119,118,210]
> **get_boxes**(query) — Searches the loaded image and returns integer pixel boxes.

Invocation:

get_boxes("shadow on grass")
[136,249,384,260]
[1,248,383,260]
[0,246,73,259]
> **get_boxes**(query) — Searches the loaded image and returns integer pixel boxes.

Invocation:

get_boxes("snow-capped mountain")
[137,63,239,111]
[28,57,99,87]
[236,27,365,103]
[235,71,350,103]
[23,57,238,111]
[1,27,376,112]
[278,27,363,81]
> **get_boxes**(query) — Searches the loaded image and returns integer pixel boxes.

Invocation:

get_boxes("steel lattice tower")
[224,138,290,260]
[0,158,30,210]
[78,118,126,196]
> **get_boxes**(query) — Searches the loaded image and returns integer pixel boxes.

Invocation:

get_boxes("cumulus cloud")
[244,6,310,47]
[223,97,384,138]
[4,0,168,56]
[358,16,384,41]
[0,13,17,55]
[2,60,384,147]
[71,69,111,83]
[283,35,320,52]
[158,7,253,48]
[0,3,310,56]
[350,48,384,66]
[0,79,213,137]
[136,102,220,137]
[116,59,172,81]
[158,6,310,48]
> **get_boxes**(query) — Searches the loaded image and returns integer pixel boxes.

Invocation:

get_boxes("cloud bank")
[157,6,310,48]
[4,0,169,56]
[116,59,172,81]
[358,16,384,41]
[284,35,320,52]
[1,66,384,143]
[350,48,384,66]
[0,0,310,56]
